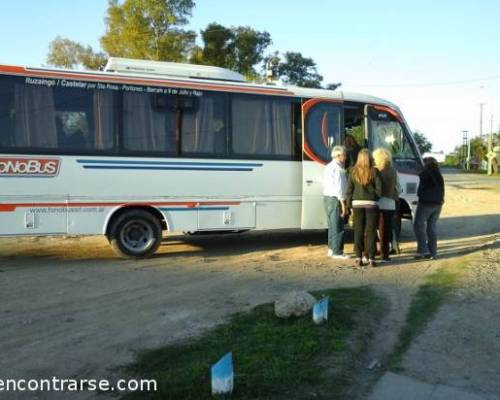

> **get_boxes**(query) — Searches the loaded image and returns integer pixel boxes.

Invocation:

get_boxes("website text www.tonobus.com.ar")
[0,377,157,394]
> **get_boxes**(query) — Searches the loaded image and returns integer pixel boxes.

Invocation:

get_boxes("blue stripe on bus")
[77,159,263,167]
[159,207,230,212]
[82,166,253,171]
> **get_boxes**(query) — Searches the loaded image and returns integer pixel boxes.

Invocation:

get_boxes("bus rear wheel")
[108,210,162,258]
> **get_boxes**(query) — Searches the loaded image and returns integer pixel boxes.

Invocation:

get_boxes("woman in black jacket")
[346,149,382,267]
[413,157,445,259]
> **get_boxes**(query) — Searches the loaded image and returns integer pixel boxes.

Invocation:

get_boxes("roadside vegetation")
[122,287,386,400]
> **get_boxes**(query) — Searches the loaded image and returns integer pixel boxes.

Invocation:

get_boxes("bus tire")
[108,210,162,258]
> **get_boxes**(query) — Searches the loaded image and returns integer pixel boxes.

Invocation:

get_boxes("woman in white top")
[373,148,400,262]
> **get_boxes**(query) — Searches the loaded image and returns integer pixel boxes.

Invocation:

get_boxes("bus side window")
[231,94,294,159]
[122,91,177,154]
[0,76,15,147]
[181,92,228,156]
[53,86,116,152]
[55,112,89,149]
[292,102,302,160]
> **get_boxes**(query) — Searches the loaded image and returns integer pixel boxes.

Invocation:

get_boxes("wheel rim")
[120,219,155,254]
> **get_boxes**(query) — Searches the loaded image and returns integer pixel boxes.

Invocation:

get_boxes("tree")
[277,51,323,88]
[195,23,234,69]
[195,23,271,78]
[232,26,271,78]
[413,131,433,154]
[326,82,342,90]
[47,37,82,69]
[78,45,108,70]
[100,0,196,62]
[470,136,487,164]
[47,36,107,70]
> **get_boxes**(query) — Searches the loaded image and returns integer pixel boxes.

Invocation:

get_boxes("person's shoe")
[414,254,428,260]
[429,254,438,260]
[362,256,369,264]
[354,258,363,267]
[331,253,351,260]
[369,259,377,267]
[327,249,333,257]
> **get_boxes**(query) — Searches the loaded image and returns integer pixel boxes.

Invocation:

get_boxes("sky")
[1,0,499,153]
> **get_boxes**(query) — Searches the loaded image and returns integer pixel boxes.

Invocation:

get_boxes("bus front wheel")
[108,210,162,258]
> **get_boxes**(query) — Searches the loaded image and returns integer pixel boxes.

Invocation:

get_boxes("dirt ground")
[0,171,499,399]
[400,246,500,398]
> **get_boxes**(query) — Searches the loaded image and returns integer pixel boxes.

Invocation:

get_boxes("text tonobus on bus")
[0,58,422,258]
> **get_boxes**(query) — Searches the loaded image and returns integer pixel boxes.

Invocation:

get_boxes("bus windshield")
[369,107,421,172]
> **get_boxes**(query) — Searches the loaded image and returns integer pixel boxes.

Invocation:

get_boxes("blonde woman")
[373,148,399,262]
[346,149,382,267]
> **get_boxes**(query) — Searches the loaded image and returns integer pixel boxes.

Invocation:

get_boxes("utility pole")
[462,130,469,170]
[479,103,485,139]
[467,132,471,171]
[487,115,494,175]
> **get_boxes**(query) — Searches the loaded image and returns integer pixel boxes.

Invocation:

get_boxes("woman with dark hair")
[346,149,382,267]
[344,133,361,170]
[413,157,445,259]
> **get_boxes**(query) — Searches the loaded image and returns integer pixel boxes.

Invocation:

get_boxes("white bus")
[0,58,422,258]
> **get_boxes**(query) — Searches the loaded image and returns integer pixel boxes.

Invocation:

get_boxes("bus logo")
[0,157,61,177]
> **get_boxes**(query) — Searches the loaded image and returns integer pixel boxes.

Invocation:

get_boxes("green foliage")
[442,153,460,167]
[100,0,196,61]
[232,27,271,78]
[47,37,82,69]
[326,82,342,90]
[77,45,108,70]
[45,1,337,86]
[195,22,272,79]
[346,125,365,148]
[122,287,385,399]
[413,130,433,154]
[278,51,323,88]
[470,136,488,162]
[47,36,107,70]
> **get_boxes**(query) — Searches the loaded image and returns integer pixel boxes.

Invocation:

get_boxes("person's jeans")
[324,196,344,255]
[353,208,378,259]
[413,203,442,256]
[379,210,394,259]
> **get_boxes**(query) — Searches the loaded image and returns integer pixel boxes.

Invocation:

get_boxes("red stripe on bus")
[0,65,25,74]
[0,201,240,212]
[0,65,294,96]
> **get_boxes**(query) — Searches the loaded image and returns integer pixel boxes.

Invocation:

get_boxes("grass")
[388,263,466,369]
[121,287,386,400]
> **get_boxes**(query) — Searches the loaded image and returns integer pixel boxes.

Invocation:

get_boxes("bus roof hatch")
[104,58,246,83]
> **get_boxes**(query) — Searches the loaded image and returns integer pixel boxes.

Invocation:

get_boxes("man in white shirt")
[323,145,350,260]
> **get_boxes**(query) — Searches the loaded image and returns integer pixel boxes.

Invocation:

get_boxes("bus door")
[301,99,343,229]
